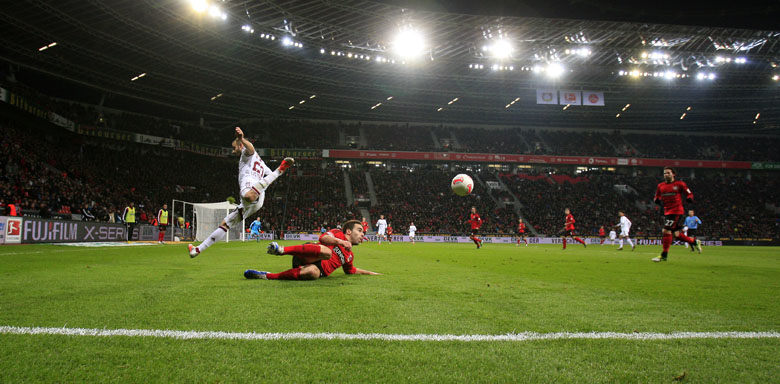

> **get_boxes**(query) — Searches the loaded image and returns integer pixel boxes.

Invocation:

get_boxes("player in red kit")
[516,218,528,247]
[598,226,606,245]
[558,208,587,249]
[652,167,702,262]
[360,217,369,242]
[467,206,483,249]
[386,224,393,243]
[244,220,380,280]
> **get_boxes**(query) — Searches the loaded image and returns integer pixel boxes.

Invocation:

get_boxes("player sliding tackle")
[244,220,380,280]
[652,167,702,262]
[188,127,294,258]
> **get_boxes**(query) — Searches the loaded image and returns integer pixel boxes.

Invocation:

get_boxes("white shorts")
[224,193,265,229]
[620,227,630,237]
[609,233,617,240]
[409,233,415,238]
[377,229,386,235]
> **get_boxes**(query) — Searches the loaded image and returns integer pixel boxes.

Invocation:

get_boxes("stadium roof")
[0,0,778,133]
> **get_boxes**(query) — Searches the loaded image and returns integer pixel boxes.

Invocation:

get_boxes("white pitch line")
[0,326,778,342]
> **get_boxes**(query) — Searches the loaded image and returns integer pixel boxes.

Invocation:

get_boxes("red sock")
[600,238,605,244]
[158,231,165,242]
[662,233,673,253]
[562,238,567,249]
[524,238,528,245]
[266,268,301,280]
[283,244,321,257]
[676,233,696,244]
[517,239,521,245]
[575,237,585,245]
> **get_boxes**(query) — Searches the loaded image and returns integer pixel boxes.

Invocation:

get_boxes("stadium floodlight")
[310,95,316,99]
[484,38,513,59]
[391,27,426,59]
[288,106,295,110]
[387,96,393,100]
[616,113,620,118]
[696,73,706,80]
[130,73,146,81]
[208,4,225,20]
[755,113,760,120]
[680,112,686,120]
[686,106,692,111]
[773,74,779,81]
[282,36,293,46]
[546,63,565,78]
[190,0,208,13]
[241,25,254,33]
[664,70,677,79]
[38,42,57,51]
[735,57,747,64]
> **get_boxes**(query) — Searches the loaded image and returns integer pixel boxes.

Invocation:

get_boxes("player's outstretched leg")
[244,269,268,279]
[188,224,229,258]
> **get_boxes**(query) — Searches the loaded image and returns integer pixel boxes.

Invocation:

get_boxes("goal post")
[172,200,245,242]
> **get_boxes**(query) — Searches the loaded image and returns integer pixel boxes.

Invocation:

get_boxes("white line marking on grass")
[1,326,778,342]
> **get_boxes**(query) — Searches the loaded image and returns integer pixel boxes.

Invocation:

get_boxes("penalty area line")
[0,326,778,342]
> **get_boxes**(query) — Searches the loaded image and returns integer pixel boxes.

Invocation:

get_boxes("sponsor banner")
[7,92,48,120]
[136,134,177,148]
[48,112,76,131]
[76,125,135,142]
[559,90,582,106]
[325,150,752,169]
[19,218,126,243]
[266,148,321,159]
[284,233,321,241]
[175,141,232,157]
[751,162,780,170]
[5,217,22,244]
[272,233,724,246]
[247,232,274,241]
[0,87,7,102]
[0,216,7,244]
[536,89,558,104]
[582,91,605,106]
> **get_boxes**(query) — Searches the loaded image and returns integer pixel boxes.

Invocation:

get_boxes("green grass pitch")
[0,241,778,382]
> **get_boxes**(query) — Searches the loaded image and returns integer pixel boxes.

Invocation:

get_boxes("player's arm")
[352,268,381,275]
[320,233,352,250]
[234,127,255,156]
[653,185,663,206]
[680,181,694,203]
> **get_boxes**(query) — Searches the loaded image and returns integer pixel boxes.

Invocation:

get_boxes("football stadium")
[0,0,778,382]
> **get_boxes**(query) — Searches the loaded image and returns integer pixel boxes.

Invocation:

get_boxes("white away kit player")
[189,127,294,258]
[409,222,417,244]
[614,211,635,251]
[376,215,388,245]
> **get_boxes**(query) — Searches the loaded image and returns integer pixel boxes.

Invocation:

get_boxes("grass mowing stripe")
[1,326,778,342]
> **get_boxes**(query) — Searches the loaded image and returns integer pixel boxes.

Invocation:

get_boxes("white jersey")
[376,219,387,234]
[609,230,617,240]
[409,225,417,236]
[238,148,272,194]
[619,216,632,236]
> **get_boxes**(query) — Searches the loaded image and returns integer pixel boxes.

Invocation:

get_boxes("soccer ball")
[451,174,474,196]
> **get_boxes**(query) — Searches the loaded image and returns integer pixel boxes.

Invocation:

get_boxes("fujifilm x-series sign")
[21,218,126,243]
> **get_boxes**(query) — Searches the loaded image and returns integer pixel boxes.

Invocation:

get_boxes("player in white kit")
[375,215,388,245]
[189,127,294,258]
[408,222,417,245]
[613,210,635,251]
[608,229,617,245]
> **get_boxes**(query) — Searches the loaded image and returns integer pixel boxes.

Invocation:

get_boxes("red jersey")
[318,229,357,275]
[654,180,693,215]
[598,228,605,236]
[565,214,575,231]
[469,213,482,230]
[387,226,393,235]
[518,222,526,233]
[361,221,368,232]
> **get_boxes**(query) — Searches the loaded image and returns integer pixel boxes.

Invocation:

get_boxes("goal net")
[173,200,245,242]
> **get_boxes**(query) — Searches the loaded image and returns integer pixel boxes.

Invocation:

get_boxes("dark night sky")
[380,0,779,30]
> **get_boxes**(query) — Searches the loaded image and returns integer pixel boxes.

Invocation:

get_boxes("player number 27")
[664,219,675,227]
